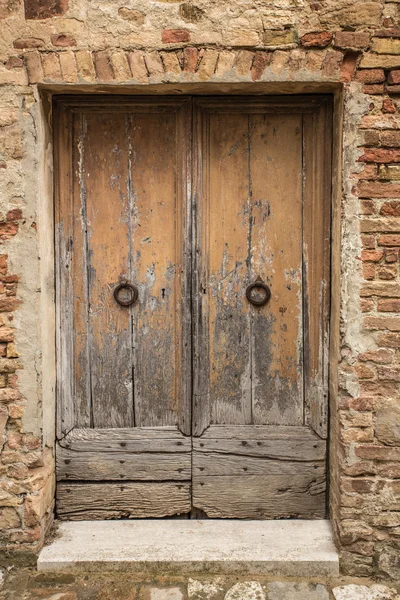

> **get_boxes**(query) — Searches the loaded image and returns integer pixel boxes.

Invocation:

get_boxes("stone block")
[188,578,225,599]
[267,582,329,600]
[263,29,297,47]
[225,582,265,600]
[332,584,400,600]
[300,31,332,48]
[375,399,400,445]
[24,0,68,19]
[372,39,400,55]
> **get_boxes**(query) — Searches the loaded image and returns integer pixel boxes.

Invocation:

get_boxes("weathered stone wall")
[0,0,399,581]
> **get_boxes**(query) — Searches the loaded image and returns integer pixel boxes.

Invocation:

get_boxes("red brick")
[341,478,375,494]
[0,328,14,343]
[13,37,44,49]
[5,57,24,69]
[162,29,190,44]
[381,202,400,216]
[93,51,114,81]
[385,248,399,262]
[348,397,375,411]
[361,235,376,249]
[377,265,397,280]
[363,263,375,280]
[378,298,400,312]
[360,199,376,215]
[355,444,400,461]
[251,51,270,81]
[51,33,76,47]
[6,209,22,221]
[361,250,383,262]
[0,298,21,312]
[353,164,379,180]
[387,85,400,94]
[388,70,400,85]
[383,98,396,114]
[374,28,400,38]
[183,47,198,72]
[335,32,370,50]
[300,31,333,48]
[378,365,400,380]
[25,51,43,84]
[354,364,376,379]
[0,223,18,240]
[363,316,400,330]
[356,69,385,84]
[360,148,400,163]
[363,84,384,95]
[378,332,400,347]
[24,0,68,20]
[358,348,393,362]
[379,235,400,246]
[340,51,359,83]
[357,182,400,198]
[360,298,374,312]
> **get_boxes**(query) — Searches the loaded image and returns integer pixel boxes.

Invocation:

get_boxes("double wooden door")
[54,95,332,520]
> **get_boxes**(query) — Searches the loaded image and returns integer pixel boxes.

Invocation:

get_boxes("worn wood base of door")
[57,482,191,520]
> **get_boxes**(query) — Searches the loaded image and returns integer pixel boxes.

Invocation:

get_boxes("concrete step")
[38,519,339,576]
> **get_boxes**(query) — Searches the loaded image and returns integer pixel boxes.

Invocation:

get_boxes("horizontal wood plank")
[56,446,191,481]
[193,453,325,477]
[57,482,191,520]
[192,475,326,519]
[199,425,324,440]
[58,427,191,452]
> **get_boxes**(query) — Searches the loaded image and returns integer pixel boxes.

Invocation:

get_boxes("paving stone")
[266,582,329,600]
[332,585,400,600]
[224,582,265,600]
[147,588,184,600]
[188,578,225,599]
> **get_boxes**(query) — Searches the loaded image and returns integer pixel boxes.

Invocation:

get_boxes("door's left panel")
[54,97,192,520]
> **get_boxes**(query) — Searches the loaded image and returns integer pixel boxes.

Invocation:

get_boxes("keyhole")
[162,288,165,299]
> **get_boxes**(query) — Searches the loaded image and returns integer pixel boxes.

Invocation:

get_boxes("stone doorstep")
[37,519,339,576]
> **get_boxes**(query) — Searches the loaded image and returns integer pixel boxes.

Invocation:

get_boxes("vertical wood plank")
[54,102,75,437]
[303,101,332,438]
[84,112,134,428]
[71,114,91,428]
[250,113,304,425]
[130,107,188,429]
[207,111,252,425]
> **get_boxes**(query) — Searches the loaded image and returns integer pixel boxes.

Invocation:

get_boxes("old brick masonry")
[0,0,400,581]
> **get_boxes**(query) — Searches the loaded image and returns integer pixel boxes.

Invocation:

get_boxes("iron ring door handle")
[246,278,271,307]
[113,282,139,307]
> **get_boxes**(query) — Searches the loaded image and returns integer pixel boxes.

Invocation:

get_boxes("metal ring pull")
[113,282,139,307]
[246,277,271,307]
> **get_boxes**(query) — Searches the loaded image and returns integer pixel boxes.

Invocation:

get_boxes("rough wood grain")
[54,102,76,437]
[193,453,325,477]
[59,426,191,452]
[56,445,191,480]
[130,108,186,429]
[303,100,332,439]
[192,474,326,519]
[82,112,133,429]
[249,113,303,425]
[57,482,191,520]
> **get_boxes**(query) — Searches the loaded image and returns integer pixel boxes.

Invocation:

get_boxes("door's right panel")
[192,97,332,518]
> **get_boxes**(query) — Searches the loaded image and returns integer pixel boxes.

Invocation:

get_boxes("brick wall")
[0,0,399,580]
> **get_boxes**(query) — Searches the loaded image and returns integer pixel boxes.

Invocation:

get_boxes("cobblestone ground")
[0,570,399,600]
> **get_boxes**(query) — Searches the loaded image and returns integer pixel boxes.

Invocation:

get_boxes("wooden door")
[54,97,192,519]
[192,97,332,518]
[54,95,332,520]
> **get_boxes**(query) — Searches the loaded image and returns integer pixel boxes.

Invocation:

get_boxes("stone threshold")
[38,519,339,576]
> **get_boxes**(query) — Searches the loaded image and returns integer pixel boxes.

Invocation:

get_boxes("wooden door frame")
[38,83,343,519]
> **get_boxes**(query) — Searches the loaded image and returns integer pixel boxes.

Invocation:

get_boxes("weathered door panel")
[192,97,331,519]
[55,95,332,521]
[55,97,191,519]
